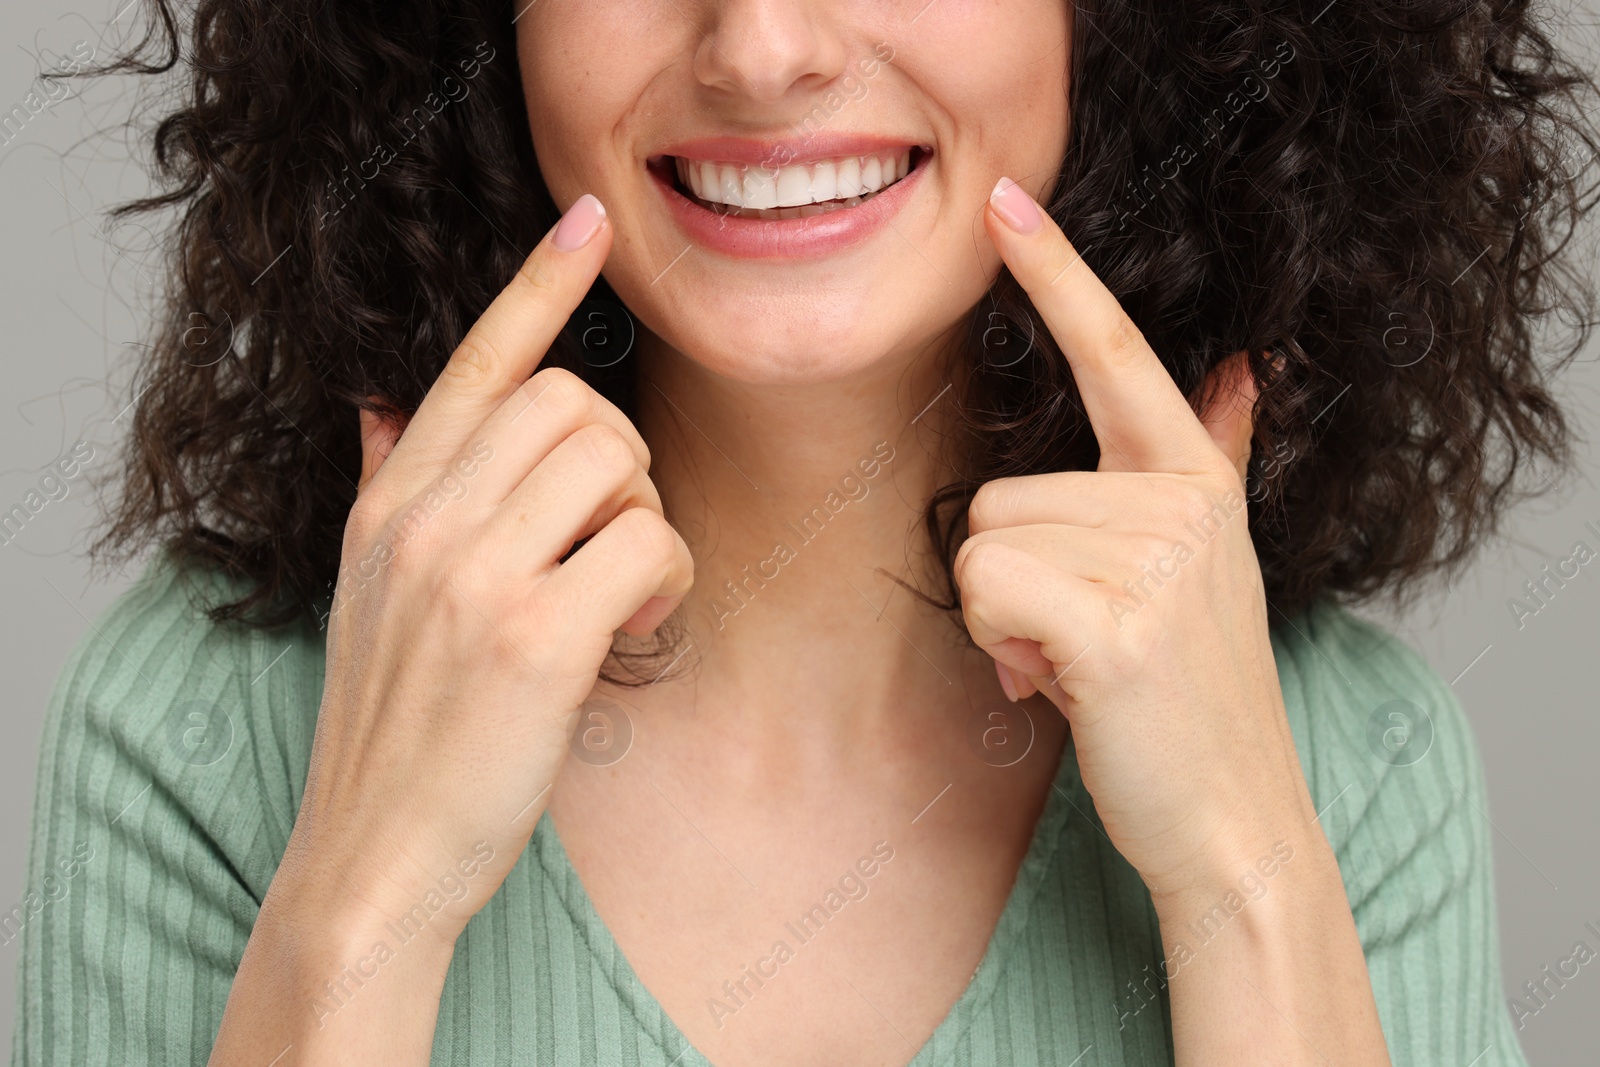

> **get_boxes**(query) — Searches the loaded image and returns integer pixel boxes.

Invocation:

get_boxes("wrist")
[268,878,461,950]
[207,863,461,1059]
[1144,762,1324,911]
[262,835,472,969]
[245,874,459,1040]
[1144,825,1390,1064]
[272,822,509,946]
[1148,828,1345,964]
[258,869,461,974]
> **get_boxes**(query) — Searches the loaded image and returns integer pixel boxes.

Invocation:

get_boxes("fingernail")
[989,177,1042,235]
[553,193,606,252]
[995,660,1020,703]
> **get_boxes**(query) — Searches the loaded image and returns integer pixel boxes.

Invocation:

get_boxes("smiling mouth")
[651,147,929,220]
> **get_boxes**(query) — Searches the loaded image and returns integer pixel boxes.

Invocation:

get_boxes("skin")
[205,2,1393,1065]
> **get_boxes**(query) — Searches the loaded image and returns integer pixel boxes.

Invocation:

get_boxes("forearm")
[1152,830,1391,1066]
[206,880,458,1066]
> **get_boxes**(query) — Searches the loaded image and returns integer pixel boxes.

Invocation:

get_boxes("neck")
[609,328,984,739]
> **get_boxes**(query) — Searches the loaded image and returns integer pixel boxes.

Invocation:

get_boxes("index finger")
[378,194,613,495]
[983,177,1222,475]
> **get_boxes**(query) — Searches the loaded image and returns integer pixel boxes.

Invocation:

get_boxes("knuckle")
[1120,532,1172,577]
[1118,615,1162,662]
[525,366,593,424]
[1134,530,1173,562]
[512,249,561,301]
[632,427,654,474]
[1166,480,1220,527]
[1205,448,1248,490]
[529,364,583,393]
[954,536,1001,590]
[612,507,677,568]
[1101,311,1148,368]
[967,480,1011,534]
[344,494,388,543]
[577,423,635,478]
[955,545,1008,634]
[444,333,502,387]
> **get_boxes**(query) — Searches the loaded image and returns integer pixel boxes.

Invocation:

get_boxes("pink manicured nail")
[989,177,1042,235]
[995,660,1020,703]
[553,193,606,251]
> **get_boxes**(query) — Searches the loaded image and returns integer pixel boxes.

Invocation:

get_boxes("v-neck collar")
[530,737,1081,1067]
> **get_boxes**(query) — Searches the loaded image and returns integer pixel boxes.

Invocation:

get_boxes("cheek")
[515,8,666,203]
[910,0,1073,157]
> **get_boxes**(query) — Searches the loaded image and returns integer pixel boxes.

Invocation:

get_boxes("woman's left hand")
[957,176,1322,903]
[963,177,1392,1065]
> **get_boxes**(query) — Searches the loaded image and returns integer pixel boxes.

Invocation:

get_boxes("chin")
[616,271,962,387]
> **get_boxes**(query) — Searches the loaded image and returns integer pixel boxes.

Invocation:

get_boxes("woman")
[12,0,1597,1063]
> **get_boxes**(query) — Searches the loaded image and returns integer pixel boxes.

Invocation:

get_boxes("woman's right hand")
[290,191,693,927]
[207,194,693,1064]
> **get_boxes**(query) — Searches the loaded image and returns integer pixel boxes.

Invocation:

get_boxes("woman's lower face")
[516,0,1073,385]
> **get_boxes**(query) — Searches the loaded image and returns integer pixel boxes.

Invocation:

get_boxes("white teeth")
[835,156,861,198]
[674,149,916,210]
[742,166,778,210]
[810,161,837,202]
[774,165,810,208]
[860,154,881,192]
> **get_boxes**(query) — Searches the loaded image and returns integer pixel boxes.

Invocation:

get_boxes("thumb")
[1196,350,1258,483]
[358,402,409,493]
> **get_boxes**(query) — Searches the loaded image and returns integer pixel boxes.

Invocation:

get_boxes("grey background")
[1,0,1596,1060]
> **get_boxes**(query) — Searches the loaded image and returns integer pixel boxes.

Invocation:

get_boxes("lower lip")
[649,151,930,260]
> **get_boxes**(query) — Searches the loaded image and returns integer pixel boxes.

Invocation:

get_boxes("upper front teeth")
[675,149,914,209]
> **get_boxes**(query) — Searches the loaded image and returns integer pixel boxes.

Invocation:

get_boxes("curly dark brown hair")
[88,0,1600,678]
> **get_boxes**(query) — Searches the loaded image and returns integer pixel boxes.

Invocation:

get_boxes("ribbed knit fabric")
[9,549,1528,1066]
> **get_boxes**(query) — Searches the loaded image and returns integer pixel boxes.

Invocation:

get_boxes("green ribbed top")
[9,550,1527,1065]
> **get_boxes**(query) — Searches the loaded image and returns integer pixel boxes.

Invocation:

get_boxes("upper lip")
[653,133,930,167]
